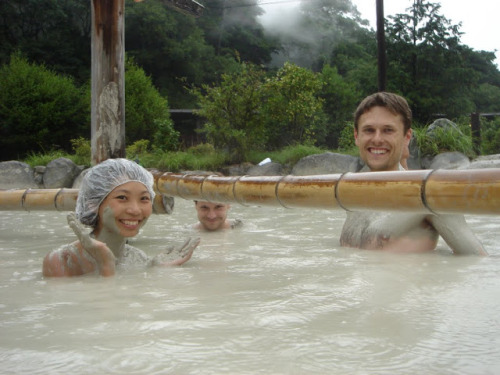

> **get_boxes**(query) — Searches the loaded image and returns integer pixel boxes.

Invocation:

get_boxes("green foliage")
[480,117,500,155]
[413,122,476,158]
[187,143,217,156]
[143,150,228,172]
[267,0,369,69]
[337,122,357,153]
[385,1,478,122]
[126,139,151,160]
[192,62,268,163]
[0,53,89,161]
[262,62,325,149]
[152,119,180,152]
[319,64,361,148]
[70,137,91,166]
[23,150,70,167]
[0,0,91,83]
[125,57,178,150]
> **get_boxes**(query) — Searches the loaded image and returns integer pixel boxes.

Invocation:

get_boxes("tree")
[0,53,89,160]
[264,0,369,70]
[385,0,476,121]
[319,64,360,148]
[124,57,178,150]
[192,62,268,163]
[262,62,325,149]
[196,0,280,65]
[0,0,91,83]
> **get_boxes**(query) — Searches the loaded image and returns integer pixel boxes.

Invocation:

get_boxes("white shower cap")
[76,158,156,227]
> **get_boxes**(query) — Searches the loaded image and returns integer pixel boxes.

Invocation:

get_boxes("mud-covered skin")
[340,211,439,253]
[339,209,488,255]
[43,211,199,277]
[150,237,199,266]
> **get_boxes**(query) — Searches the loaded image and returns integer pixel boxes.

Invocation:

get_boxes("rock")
[221,162,254,176]
[292,152,361,175]
[407,133,421,169]
[428,151,470,170]
[0,161,39,189]
[34,166,46,186]
[426,118,463,138]
[43,157,81,188]
[247,162,285,176]
[467,154,500,169]
[72,168,90,188]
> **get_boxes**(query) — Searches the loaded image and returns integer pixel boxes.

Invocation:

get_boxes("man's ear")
[354,128,359,146]
[405,128,412,144]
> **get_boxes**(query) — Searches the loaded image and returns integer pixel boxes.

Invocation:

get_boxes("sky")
[259,0,500,67]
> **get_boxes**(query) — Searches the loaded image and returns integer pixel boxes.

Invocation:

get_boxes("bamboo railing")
[1,169,499,215]
[151,169,500,215]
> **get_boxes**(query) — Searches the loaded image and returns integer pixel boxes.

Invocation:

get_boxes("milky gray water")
[1,198,500,374]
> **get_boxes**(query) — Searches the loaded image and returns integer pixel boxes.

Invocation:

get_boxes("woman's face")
[94,181,153,238]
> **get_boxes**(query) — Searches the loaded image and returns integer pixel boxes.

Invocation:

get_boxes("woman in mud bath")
[42,158,199,277]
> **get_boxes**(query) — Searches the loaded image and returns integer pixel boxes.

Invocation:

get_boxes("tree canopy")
[0,0,499,161]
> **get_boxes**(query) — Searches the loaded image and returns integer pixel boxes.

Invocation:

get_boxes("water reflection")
[1,198,500,374]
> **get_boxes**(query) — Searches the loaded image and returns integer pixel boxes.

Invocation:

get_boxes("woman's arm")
[42,214,117,277]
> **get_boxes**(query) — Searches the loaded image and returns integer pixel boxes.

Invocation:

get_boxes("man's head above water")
[353,92,412,172]
[193,200,233,231]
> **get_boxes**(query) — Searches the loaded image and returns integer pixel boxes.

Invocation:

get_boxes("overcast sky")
[259,0,499,67]
[354,0,499,66]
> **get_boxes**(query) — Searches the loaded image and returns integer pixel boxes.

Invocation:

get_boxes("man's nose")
[372,130,383,142]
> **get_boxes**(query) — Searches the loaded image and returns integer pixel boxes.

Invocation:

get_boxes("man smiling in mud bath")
[193,201,242,231]
[339,92,487,255]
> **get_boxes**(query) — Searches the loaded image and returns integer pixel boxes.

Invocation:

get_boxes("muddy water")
[1,198,500,374]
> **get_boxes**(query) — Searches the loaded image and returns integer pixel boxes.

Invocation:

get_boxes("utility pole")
[376,0,387,92]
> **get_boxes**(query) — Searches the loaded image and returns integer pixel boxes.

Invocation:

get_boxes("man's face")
[354,106,412,171]
[195,201,229,231]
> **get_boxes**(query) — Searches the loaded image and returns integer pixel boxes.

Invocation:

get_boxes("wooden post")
[471,112,481,154]
[91,0,126,165]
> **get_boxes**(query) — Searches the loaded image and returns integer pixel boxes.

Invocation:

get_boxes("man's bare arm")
[428,214,488,256]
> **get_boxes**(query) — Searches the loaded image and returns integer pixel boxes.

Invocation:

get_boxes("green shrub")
[0,53,89,160]
[480,117,500,155]
[70,137,91,166]
[126,139,151,159]
[23,150,69,167]
[337,122,357,153]
[187,143,216,156]
[125,57,178,150]
[413,123,476,158]
[152,118,180,152]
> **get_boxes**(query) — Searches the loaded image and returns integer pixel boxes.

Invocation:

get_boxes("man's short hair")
[354,92,412,132]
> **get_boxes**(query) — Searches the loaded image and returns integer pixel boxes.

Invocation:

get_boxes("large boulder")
[428,151,470,170]
[43,157,82,188]
[467,154,500,169]
[292,152,361,175]
[0,161,38,189]
[221,162,254,176]
[72,167,90,188]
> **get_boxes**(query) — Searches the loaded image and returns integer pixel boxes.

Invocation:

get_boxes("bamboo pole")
[0,189,79,211]
[2,169,500,215]
[0,188,171,213]
[153,169,500,215]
